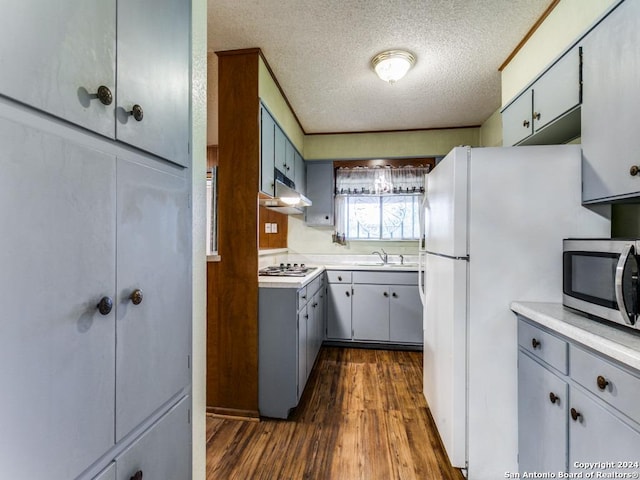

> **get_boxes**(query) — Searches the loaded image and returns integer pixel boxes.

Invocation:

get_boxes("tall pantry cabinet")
[0,1,193,479]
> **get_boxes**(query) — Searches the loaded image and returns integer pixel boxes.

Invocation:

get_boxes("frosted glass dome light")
[371,50,416,84]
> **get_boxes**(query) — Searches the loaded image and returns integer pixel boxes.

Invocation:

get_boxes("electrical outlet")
[265,223,272,234]
[271,223,278,234]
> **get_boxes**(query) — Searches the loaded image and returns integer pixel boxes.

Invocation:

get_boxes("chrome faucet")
[372,248,388,264]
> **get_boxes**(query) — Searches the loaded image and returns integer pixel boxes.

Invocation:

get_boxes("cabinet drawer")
[297,286,308,307]
[327,271,351,283]
[518,319,568,374]
[352,271,418,285]
[307,275,323,297]
[570,345,640,424]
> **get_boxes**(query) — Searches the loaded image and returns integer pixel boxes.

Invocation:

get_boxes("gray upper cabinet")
[294,151,306,195]
[305,161,335,226]
[0,0,190,167]
[117,0,190,166]
[0,1,116,138]
[260,105,276,196]
[581,0,640,203]
[274,124,287,174]
[502,45,582,147]
[502,90,533,147]
[0,115,116,480]
[115,159,191,441]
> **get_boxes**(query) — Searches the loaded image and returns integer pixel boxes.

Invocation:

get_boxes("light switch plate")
[271,223,278,233]
[265,223,272,233]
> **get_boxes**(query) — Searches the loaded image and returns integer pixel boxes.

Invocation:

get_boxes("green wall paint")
[304,128,480,160]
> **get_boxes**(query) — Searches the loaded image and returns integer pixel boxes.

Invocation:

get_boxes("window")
[334,166,428,241]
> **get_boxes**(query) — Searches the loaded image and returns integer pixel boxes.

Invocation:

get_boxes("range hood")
[260,179,312,215]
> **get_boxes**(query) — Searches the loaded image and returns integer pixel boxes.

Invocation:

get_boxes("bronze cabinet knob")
[630,165,639,176]
[130,289,143,305]
[523,119,530,128]
[345,291,350,297]
[96,296,113,315]
[338,276,342,281]
[549,392,559,404]
[383,291,389,297]
[94,85,113,106]
[531,338,541,349]
[596,375,609,391]
[392,292,398,298]
[129,104,144,121]
[130,471,143,480]
[570,407,582,421]
[533,112,541,120]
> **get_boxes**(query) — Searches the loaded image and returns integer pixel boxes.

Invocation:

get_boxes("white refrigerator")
[422,145,610,479]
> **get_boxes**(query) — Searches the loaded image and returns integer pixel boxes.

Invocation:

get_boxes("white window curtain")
[334,166,428,242]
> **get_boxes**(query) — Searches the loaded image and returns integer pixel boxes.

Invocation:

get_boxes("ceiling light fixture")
[371,50,416,84]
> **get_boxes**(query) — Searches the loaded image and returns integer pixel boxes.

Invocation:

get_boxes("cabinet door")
[116,396,191,480]
[352,285,389,341]
[117,0,190,166]
[502,90,533,146]
[298,306,308,401]
[518,352,568,474]
[0,1,116,137]
[327,283,352,339]
[274,126,287,173]
[532,46,581,132]
[260,106,276,195]
[294,151,306,195]
[116,159,191,440]
[569,387,640,474]
[582,0,640,202]
[285,140,295,178]
[0,116,116,480]
[389,285,422,343]
[305,161,335,226]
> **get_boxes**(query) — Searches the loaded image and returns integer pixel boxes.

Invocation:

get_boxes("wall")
[304,128,480,160]
[479,108,502,147]
[501,0,616,105]
[258,57,305,152]
[191,0,207,477]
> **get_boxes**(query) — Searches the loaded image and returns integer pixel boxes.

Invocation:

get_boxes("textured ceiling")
[207,0,551,134]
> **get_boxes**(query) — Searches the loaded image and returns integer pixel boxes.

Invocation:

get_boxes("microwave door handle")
[615,244,634,326]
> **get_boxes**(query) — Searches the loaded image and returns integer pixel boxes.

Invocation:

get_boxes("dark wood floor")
[206,347,464,480]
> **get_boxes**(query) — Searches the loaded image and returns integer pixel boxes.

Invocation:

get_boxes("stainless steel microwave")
[563,239,639,329]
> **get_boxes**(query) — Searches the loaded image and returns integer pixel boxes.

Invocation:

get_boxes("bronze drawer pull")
[596,375,609,391]
[570,408,582,421]
[549,392,559,404]
[531,338,541,349]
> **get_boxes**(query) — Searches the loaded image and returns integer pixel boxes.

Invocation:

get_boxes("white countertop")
[322,263,419,272]
[511,301,640,372]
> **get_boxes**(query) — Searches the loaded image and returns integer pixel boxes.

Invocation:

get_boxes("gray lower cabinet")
[0,88,191,478]
[517,315,640,475]
[581,0,640,203]
[259,275,326,418]
[0,0,190,167]
[518,351,568,473]
[326,272,353,340]
[115,395,191,480]
[115,159,191,440]
[305,161,334,226]
[353,284,390,341]
[0,115,117,480]
[327,270,422,345]
[389,285,423,343]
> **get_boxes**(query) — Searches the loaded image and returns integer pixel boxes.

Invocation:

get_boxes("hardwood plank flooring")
[206,347,464,480]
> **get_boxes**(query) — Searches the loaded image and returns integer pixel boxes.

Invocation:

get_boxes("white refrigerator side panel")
[426,147,469,258]
[423,253,467,469]
[465,145,610,480]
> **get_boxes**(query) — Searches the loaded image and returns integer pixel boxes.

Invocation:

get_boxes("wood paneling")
[258,206,288,249]
[206,347,465,480]
[206,145,218,171]
[207,50,260,416]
